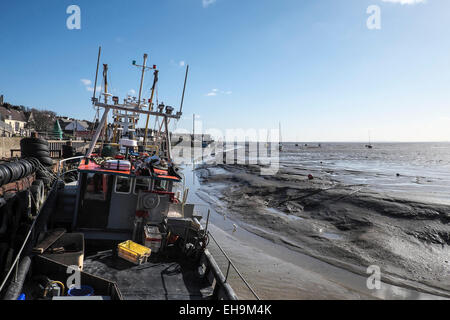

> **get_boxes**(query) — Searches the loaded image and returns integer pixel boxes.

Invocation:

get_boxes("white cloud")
[381,0,426,4]
[80,79,92,86]
[128,89,136,96]
[202,0,216,8]
[86,86,102,93]
[179,61,185,67]
[81,78,102,93]
[205,88,232,97]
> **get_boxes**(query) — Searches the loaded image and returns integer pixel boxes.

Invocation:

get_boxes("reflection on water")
[280,142,450,205]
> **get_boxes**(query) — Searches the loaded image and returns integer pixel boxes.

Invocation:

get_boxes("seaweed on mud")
[406,230,450,246]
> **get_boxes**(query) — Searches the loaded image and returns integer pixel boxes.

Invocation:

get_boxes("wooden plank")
[32,228,66,254]
[0,174,35,197]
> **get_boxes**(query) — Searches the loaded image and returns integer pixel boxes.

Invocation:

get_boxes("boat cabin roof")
[77,158,181,182]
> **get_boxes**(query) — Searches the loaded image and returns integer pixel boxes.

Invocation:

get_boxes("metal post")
[86,107,111,157]
[225,262,231,282]
[179,65,189,114]
[14,260,18,282]
[164,115,172,161]
[205,209,211,234]
[100,64,109,148]
[192,113,195,162]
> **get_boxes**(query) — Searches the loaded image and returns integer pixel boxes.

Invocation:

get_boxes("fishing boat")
[0,51,238,300]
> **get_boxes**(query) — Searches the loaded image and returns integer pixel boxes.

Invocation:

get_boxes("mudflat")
[194,162,450,297]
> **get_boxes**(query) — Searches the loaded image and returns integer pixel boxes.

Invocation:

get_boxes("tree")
[28,109,57,133]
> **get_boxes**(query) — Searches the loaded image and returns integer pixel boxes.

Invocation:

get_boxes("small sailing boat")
[365,131,373,149]
[279,122,283,152]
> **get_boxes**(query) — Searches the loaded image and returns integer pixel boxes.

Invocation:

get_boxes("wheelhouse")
[73,158,183,241]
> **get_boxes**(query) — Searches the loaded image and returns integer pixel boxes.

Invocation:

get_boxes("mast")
[92,47,102,105]
[132,54,157,148]
[90,46,102,136]
[137,54,148,107]
[86,52,183,159]
[180,65,189,114]
[101,64,109,147]
[143,69,159,148]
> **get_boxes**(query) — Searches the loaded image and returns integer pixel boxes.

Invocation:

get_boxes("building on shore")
[0,104,28,136]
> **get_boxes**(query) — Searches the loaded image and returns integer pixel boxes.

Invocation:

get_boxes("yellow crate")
[117,240,151,265]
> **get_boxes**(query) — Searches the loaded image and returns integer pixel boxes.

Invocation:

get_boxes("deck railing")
[206,230,261,300]
[56,156,85,179]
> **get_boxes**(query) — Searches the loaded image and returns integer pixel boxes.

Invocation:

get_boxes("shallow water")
[280,142,450,205]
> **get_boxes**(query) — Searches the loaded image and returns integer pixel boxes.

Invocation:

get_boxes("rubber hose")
[0,198,9,236]
[3,256,31,300]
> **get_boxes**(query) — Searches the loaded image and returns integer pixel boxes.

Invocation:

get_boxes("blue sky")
[0,0,449,142]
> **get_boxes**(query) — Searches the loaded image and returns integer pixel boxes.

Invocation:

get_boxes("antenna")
[179,65,189,114]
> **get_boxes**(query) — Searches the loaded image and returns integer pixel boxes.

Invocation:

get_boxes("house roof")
[0,106,26,122]
[58,118,72,125]
[64,120,89,131]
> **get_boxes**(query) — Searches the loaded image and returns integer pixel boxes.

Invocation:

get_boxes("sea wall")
[0,137,90,159]
[0,137,21,158]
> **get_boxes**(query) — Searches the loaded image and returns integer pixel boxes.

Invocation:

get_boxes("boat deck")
[82,248,214,300]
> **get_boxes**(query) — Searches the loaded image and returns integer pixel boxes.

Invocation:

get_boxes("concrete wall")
[0,137,21,158]
[0,138,90,159]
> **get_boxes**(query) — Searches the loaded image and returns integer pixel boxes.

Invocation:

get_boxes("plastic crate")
[117,240,151,265]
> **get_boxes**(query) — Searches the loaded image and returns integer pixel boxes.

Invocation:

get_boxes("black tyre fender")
[21,142,50,152]
[21,145,50,157]
[0,165,8,186]
[20,138,49,147]
[23,158,38,170]
[16,162,27,180]
[0,165,12,186]
[11,162,23,181]
[37,176,52,188]
[3,163,19,182]
[22,160,34,176]
[38,157,54,167]
[26,150,51,158]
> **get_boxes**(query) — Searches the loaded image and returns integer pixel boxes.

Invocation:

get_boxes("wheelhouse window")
[134,177,151,194]
[115,176,131,194]
[85,173,110,201]
[154,179,168,191]
[78,172,113,229]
